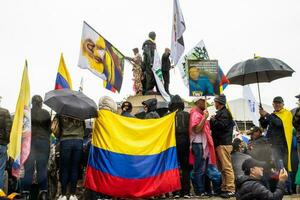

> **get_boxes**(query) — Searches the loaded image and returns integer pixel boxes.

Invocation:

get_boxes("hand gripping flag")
[8,61,31,178]
[170,0,186,65]
[85,110,181,198]
[55,53,73,90]
[78,21,125,93]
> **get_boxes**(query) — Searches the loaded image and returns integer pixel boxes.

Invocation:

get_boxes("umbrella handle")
[256,72,262,107]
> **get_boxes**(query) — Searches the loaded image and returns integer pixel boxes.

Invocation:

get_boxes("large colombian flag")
[55,53,73,90]
[85,110,181,198]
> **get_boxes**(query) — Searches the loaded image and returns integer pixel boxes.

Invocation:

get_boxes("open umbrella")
[227,57,295,105]
[44,89,98,120]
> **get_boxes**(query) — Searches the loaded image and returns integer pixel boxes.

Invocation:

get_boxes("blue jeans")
[191,143,205,194]
[21,138,50,191]
[206,164,221,194]
[0,144,7,189]
[60,139,83,195]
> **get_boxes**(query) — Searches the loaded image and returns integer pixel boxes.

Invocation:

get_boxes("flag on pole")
[8,61,31,178]
[85,110,180,198]
[152,50,171,102]
[55,53,73,90]
[170,0,186,65]
[243,85,259,126]
[78,21,125,92]
[79,77,84,92]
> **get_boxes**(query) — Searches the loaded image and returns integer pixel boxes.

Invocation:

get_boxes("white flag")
[243,85,259,126]
[170,0,186,65]
[152,50,171,102]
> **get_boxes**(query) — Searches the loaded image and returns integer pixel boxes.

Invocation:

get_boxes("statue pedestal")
[121,94,168,115]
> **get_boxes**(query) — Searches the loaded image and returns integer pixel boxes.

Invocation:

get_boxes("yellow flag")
[8,61,31,178]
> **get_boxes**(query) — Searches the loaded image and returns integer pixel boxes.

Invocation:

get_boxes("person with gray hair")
[98,96,117,113]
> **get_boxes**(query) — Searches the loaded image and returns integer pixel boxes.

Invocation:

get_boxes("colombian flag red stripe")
[85,166,181,198]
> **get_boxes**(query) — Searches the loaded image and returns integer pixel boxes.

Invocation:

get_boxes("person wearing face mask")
[21,95,51,200]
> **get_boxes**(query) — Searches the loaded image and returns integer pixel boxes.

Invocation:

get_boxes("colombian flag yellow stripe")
[92,110,176,155]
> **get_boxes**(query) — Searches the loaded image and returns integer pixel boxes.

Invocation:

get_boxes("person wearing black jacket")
[210,94,235,198]
[0,102,12,191]
[161,48,171,94]
[236,158,287,200]
[142,98,160,119]
[21,95,51,200]
[168,95,191,198]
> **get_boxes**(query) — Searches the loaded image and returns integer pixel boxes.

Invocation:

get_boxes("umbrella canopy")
[227,57,295,104]
[227,57,294,85]
[44,89,98,120]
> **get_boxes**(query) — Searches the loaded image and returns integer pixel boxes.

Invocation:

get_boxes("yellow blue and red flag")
[218,66,229,94]
[55,53,73,90]
[85,110,180,198]
[8,61,31,178]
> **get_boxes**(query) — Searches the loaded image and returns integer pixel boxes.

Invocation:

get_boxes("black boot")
[38,191,48,200]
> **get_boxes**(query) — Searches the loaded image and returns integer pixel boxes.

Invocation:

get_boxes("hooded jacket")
[236,175,285,200]
[142,98,159,119]
[0,107,12,145]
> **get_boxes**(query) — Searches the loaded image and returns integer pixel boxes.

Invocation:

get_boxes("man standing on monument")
[161,48,171,94]
[142,31,157,94]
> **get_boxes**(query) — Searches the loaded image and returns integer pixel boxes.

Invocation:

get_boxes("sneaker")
[69,195,78,200]
[195,192,209,198]
[173,194,180,198]
[58,195,67,200]
[220,191,235,198]
[183,194,191,199]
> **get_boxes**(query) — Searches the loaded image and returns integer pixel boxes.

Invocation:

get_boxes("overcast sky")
[0,0,299,112]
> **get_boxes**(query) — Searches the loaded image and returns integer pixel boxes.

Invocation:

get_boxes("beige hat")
[193,96,209,103]
[98,96,117,113]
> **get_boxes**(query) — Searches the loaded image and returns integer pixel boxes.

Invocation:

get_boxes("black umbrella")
[44,89,98,120]
[227,57,295,105]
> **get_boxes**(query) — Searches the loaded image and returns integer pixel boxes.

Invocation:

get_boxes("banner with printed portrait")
[78,21,124,92]
[188,60,223,96]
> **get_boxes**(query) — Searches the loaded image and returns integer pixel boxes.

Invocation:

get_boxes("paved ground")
[172,195,300,200]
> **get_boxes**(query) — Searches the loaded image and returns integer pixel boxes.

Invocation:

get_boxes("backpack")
[175,110,190,134]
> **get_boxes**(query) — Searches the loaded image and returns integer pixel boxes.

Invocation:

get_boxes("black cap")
[295,94,300,99]
[242,158,266,173]
[273,96,284,103]
[248,126,262,135]
[214,94,226,105]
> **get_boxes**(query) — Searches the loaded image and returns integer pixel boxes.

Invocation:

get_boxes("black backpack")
[175,110,190,134]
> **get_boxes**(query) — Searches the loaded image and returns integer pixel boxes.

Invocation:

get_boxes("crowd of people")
[0,92,300,200]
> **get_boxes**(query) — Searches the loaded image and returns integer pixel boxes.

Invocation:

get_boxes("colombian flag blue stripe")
[88,145,178,179]
[55,73,71,89]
